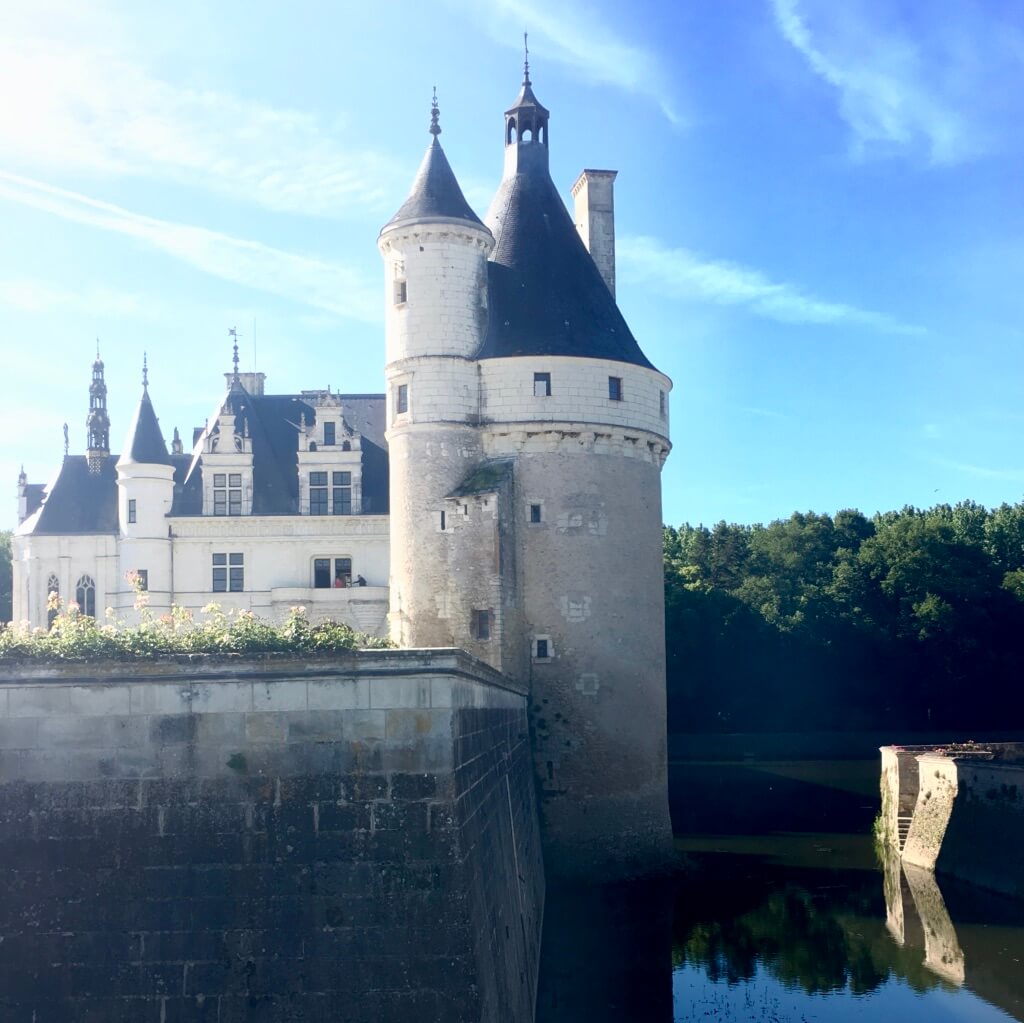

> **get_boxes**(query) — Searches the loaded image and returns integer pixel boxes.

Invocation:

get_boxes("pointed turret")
[86,342,111,472]
[117,355,172,468]
[479,61,654,368]
[381,89,484,233]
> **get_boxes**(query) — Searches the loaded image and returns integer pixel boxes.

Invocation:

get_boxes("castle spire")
[523,31,530,85]
[86,345,110,472]
[229,327,241,387]
[429,86,441,137]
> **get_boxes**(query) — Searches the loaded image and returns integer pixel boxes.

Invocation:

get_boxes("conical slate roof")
[117,390,171,467]
[477,155,654,369]
[382,137,484,232]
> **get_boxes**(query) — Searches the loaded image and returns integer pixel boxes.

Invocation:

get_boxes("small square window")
[323,422,336,446]
[213,473,226,487]
[529,504,542,524]
[608,376,623,401]
[229,473,241,487]
[127,498,136,524]
[534,372,551,397]
[397,384,409,415]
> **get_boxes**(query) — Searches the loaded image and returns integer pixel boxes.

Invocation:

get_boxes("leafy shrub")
[0,597,392,663]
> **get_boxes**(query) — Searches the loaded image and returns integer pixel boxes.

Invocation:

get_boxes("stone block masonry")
[0,651,544,1022]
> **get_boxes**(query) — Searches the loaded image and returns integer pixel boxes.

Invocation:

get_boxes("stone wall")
[0,651,543,1022]
[880,743,1024,901]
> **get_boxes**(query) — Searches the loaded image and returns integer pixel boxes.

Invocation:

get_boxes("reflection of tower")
[86,343,110,472]
[116,356,174,617]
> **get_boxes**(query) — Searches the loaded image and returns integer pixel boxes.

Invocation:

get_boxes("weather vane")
[229,327,241,379]
[142,352,149,391]
[430,86,441,136]
[524,31,530,84]
[63,423,69,457]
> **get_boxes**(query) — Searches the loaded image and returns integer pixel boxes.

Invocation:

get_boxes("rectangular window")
[608,376,623,401]
[534,372,551,397]
[128,499,136,524]
[472,610,492,641]
[397,384,409,415]
[213,472,227,516]
[309,471,328,515]
[136,569,148,591]
[314,557,352,589]
[335,558,352,587]
[332,471,352,515]
[212,553,244,592]
[659,390,666,417]
[535,638,550,659]
[314,558,331,589]
[323,422,336,446]
[529,503,542,524]
[394,279,407,305]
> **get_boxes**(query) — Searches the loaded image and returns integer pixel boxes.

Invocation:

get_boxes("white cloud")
[0,276,167,320]
[619,235,921,334]
[0,10,400,217]
[770,0,1024,164]
[453,0,683,125]
[0,172,380,323]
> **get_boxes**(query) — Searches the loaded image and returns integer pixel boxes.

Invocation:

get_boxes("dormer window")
[213,473,242,516]
[323,422,336,446]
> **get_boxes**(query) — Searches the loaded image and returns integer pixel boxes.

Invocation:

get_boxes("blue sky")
[2,0,1022,529]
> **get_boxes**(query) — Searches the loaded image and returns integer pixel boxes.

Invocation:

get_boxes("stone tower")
[378,94,499,656]
[382,72,674,879]
[115,357,174,618]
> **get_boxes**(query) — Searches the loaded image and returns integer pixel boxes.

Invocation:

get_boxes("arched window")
[75,575,96,618]
[46,574,60,628]
[522,126,533,142]
[506,118,517,145]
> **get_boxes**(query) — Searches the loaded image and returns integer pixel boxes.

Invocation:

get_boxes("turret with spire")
[115,354,175,617]
[86,342,111,473]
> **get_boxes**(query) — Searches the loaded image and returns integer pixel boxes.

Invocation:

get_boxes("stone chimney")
[571,169,617,298]
[223,371,266,396]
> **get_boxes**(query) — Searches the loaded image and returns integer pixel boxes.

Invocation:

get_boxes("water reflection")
[538,837,1024,1021]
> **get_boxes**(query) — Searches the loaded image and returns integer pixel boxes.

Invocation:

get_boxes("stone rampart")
[880,743,1024,901]
[0,651,544,1022]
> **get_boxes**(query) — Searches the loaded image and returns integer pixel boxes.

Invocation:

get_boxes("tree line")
[664,501,1024,734]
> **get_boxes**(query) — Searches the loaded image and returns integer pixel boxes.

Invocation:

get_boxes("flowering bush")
[0,598,392,662]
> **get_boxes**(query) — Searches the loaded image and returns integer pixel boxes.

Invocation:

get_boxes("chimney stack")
[572,169,618,298]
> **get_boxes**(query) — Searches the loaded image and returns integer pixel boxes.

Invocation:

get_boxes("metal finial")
[429,86,441,137]
[229,326,240,380]
[142,352,149,392]
[95,338,100,360]
[523,32,530,85]
[63,423,69,456]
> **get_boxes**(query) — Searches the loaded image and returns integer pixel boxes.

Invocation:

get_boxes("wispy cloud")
[0,10,399,217]
[452,0,683,125]
[932,456,1024,483]
[0,276,168,320]
[619,235,921,334]
[770,0,1024,164]
[0,172,380,323]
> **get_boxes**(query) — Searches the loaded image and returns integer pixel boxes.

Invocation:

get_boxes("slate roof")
[381,138,485,232]
[176,391,389,517]
[117,390,172,467]
[18,457,119,535]
[477,165,654,369]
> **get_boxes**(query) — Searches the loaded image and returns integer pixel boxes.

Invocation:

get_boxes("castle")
[12,65,674,875]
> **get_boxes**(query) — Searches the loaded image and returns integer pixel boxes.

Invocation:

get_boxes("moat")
[537,757,1024,1023]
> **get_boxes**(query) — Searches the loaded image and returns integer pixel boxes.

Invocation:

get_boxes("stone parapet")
[0,652,542,1022]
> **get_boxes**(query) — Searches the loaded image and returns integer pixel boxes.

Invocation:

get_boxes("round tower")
[116,356,174,619]
[478,64,675,879]
[378,93,495,647]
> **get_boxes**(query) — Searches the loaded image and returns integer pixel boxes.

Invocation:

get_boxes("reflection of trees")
[674,869,943,996]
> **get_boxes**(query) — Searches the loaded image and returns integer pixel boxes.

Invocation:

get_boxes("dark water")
[536,760,1024,1022]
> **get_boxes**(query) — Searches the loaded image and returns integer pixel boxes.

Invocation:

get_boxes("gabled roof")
[18,457,118,535]
[477,169,654,368]
[381,138,486,232]
[117,391,172,467]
